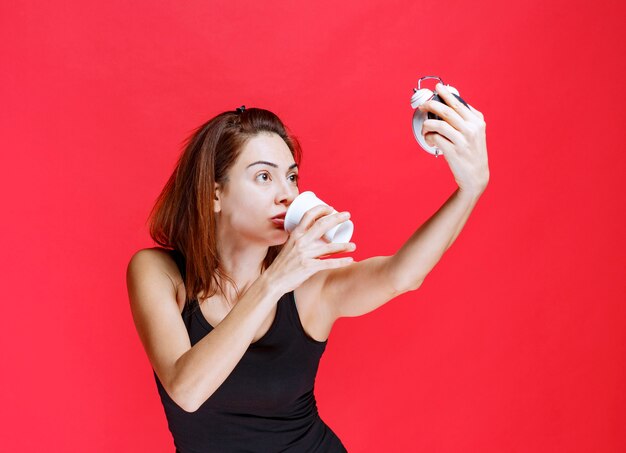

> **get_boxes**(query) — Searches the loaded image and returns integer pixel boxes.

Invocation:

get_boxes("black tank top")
[153,249,348,453]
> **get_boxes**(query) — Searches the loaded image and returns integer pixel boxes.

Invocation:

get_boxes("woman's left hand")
[420,83,490,199]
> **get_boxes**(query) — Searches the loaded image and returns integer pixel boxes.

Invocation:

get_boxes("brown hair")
[147,107,302,307]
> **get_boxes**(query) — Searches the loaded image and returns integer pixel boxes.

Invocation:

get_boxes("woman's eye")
[256,172,299,183]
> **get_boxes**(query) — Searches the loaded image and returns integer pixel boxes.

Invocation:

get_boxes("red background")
[2,1,625,451]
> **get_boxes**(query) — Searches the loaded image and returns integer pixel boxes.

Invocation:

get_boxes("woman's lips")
[271,218,285,227]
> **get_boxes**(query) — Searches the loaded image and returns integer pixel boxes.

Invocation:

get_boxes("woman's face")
[215,132,300,246]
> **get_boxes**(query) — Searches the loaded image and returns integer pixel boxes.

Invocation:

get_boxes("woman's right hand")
[264,205,356,295]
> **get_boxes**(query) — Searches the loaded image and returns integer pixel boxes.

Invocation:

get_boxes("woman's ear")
[213,182,221,213]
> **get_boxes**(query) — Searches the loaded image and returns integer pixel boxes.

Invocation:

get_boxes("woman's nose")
[276,181,298,205]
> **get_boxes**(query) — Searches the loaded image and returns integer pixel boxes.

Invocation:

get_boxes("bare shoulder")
[126,247,186,312]
[125,247,194,406]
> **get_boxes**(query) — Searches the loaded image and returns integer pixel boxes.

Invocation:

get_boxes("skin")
[128,97,490,412]
[209,88,491,308]
[381,83,490,294]
[128,135,347,412]
[418,82,489,198]
[195,131,353,343]
[212,131,302,303]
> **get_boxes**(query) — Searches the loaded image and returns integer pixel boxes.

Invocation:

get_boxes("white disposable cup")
[284,191,354,243]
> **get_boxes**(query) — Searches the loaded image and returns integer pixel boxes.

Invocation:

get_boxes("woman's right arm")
[126,206,354,413]
[126,248,281,413]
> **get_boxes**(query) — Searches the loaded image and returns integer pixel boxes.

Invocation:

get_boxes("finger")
[311,241,356,259]
[422,119,466,146]
[315,257,354,270]
[418,98,467,134]
[293,204,335,234]
[425,131,454,156]
[307,211,350,242]
[434,83,475,122]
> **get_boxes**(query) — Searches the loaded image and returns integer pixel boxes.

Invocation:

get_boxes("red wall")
[2,1,624,451]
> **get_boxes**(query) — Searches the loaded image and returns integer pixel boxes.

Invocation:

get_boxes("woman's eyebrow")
[246,161,298,170]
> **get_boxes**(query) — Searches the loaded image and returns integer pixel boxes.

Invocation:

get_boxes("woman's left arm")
[390,187,483,292]
[317,88,489,319]
[390,83,490,291]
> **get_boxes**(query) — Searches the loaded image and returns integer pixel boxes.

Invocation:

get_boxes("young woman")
[126,87,489,452]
